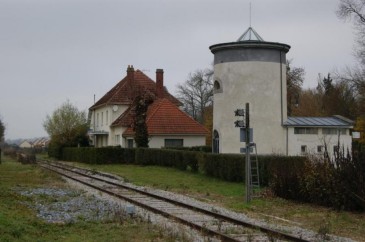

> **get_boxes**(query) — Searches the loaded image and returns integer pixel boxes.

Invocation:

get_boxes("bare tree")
[176,69,213,123]
[337,0,365,116]
[337,0,365,63]
[287,60,305,116]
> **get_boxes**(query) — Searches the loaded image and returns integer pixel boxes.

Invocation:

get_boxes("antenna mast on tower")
[249,2,252,27]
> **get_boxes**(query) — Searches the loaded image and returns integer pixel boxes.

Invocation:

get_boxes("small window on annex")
[213,80,223,94]
[301,145,307,154]
[317,145,324,153]
[164,139,183,148]
[322,128,346,135]
[294,127,318,135]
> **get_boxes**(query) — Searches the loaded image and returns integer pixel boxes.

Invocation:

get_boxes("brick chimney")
[127,65,134,82]
[156,69,164,98]
[126,65,135,100]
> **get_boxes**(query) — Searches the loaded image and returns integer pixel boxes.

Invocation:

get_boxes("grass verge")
[71,162,365,242]
[0,156,187,242]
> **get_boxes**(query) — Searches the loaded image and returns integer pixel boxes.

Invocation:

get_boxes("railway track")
[38,160,309,242]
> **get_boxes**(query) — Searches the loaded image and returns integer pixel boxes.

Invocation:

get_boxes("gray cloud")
[0,0,355,139]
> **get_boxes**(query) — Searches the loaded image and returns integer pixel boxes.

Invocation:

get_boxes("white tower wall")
[210,38,290,154]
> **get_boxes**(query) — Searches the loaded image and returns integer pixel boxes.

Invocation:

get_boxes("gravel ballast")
[21,163,358,241]
[19,187,123,224]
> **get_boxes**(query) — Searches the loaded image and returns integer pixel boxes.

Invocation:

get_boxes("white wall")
[113,126,126,147]
[147,135,206,148]
[287,127,352,158]
[90,104,128,147]
[19,141,32,148]
[213,61,287,154]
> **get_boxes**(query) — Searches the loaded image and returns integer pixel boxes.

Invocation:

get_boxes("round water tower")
[210,27,290,154]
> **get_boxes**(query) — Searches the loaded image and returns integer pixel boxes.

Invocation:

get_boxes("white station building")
[210,27,353,157]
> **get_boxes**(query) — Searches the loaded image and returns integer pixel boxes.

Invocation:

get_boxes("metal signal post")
[244,103,250,203]
[234,103,251,203]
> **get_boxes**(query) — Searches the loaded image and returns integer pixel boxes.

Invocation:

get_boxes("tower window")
[214,80,223,93]
[213,130,220,153]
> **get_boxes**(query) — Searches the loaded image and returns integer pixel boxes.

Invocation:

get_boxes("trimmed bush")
[17,153,36,164]
[268,150,365,211]
[135,148,198,171]
[63,147,135,164]
[60,145,365,211]
[3,147,18,159]
[203,154,244,182]
[165,146,212,153]
[266,156,307,200]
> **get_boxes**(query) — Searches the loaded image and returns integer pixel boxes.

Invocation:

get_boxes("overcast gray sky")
[0,0,356,140]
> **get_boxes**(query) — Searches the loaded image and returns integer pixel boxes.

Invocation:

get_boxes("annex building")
[210,27,354,157]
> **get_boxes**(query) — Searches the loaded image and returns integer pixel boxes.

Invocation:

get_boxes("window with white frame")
[106,110,109,125]
[301,145,307,154]
[333,145,339,154]
[322,128,337,135]
[97,113,99,127]
[322,128,346,135]
[164,139,183,147]
[127,139,134,148]
[317,145,324,153]
[294,127,318,134]
[115,135,120,145]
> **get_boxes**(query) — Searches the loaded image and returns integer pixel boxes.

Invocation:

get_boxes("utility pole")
[245,103,251,203]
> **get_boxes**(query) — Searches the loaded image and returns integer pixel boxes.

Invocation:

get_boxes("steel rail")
[39,160,309,242]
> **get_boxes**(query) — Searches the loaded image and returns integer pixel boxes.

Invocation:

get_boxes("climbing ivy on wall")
[133,92,154,148]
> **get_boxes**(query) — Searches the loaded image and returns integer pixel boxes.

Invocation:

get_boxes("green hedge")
[165,145,212,153]
[60,146,365,211]
[62,147,135,164]
[135,148,198,171]
[61,147,301,185]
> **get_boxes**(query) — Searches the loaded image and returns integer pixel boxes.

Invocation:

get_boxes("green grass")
[0,156,185,242]
[70,162,365,242]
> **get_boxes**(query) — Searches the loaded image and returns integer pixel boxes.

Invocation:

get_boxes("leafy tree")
[293,73,358,119]
[0,117,4,143]
[133,92,154,148]
[286,60,305,116]
[176,68,213,123]
[43,101,89,158]
[291,88,323,117]
[0,117,4,164]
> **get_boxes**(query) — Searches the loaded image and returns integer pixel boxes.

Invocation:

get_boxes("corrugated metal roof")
[284,116,354,127]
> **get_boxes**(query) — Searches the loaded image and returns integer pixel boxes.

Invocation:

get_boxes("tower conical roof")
[237,27,264,42]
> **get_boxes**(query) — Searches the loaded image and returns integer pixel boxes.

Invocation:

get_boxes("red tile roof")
[112,106,134,127]
[90,69,181,110]
[121,98,209,136]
